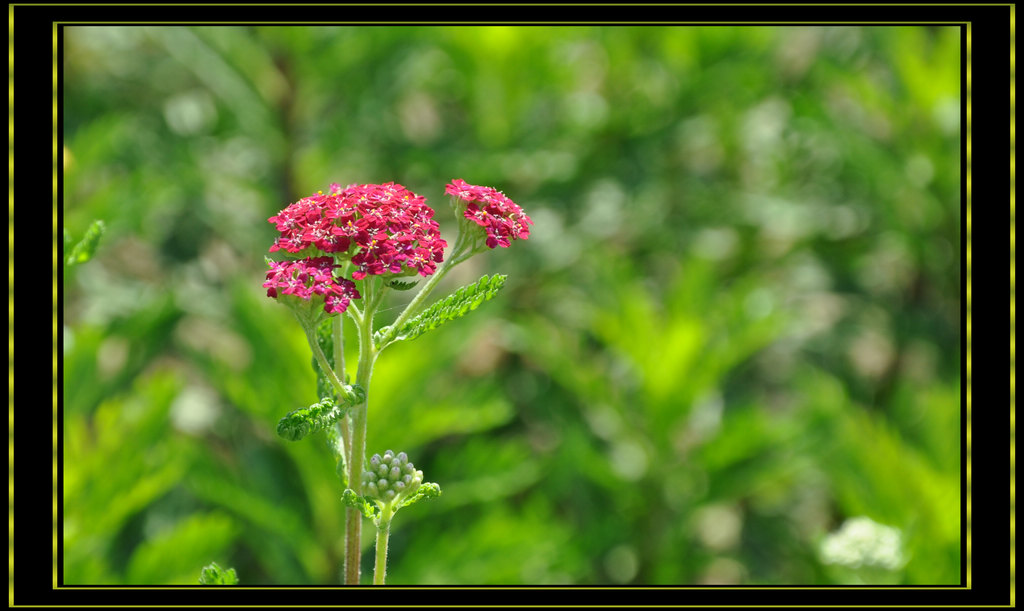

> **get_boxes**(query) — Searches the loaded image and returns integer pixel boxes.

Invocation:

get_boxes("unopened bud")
[363,448,433,509]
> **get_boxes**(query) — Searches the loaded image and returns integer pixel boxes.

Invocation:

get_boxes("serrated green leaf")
[276,384,365,442]
[386,279,419,291]
[400,482,442,509]
[373,326,392,347]
[313,363,333,401]
[342,489,378,520]
[65,220,106,266]
[277,397,339,442]
[277,397,342,441]
[325,426,348,487]
[324,425,343,459]
[198,561,239,585]
[382,274,507,347]
[312,318,335,399]
[336,456,349,488]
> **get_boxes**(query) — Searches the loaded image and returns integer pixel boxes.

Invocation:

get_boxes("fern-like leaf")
[399,482,442,509]
[276,386,365,442]
[277,397,342,442]
[311,317,336,399]
[324,426,348,487]
[386,279,419,291]
[198,561,238,585]
[342,489,378,520]
[324,424,343,459]
[65,220,106,266]
[379,274,507,348]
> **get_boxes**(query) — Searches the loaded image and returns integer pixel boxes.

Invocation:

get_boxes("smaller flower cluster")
[361,450,423,506]
[263,257,361,314]
[446,179,533,249]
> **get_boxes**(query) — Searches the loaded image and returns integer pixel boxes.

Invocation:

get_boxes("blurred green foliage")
[61,25,961,585]
[64,219,106,269]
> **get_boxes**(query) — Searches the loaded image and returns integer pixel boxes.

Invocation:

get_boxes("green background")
[61,25,962,585]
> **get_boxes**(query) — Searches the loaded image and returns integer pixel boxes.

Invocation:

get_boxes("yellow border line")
[0,601,1015,605]
[7,2,1019,6]
[51,18,59,599]
[965,22,972,592]
[49,21,972,25]
[49,585,974,589]
[7,3,13,609]
[1010,7,1017,607]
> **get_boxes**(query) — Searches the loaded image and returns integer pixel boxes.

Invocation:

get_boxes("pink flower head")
[267,182,447,280]
[445,179,532,249]
[263,257,361,314]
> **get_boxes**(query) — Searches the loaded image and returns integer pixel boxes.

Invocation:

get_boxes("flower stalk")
[333,314,350,483]
[343,278,380,585]
[372,508,393,585]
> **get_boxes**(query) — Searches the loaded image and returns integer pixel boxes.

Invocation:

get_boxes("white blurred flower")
[819,516,906,570]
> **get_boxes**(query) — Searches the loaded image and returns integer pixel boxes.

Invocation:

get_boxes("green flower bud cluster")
[361,450,423,507]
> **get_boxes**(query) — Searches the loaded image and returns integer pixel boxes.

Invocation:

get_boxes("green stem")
[333,314,352,570]
[384,257,467,349]
[344,278,380,585]
[343,406,367,584]
[333,316,350,460]
[383,217,485,349]
[373,508,394,585]
[333,313,346,385]
[388,263,449,336]
[346,300,364,327]
[303,324,348,399]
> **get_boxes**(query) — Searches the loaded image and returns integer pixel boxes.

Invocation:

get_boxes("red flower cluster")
[446,179,532,249]
[268,182,447,280]
[263,257,361,314]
